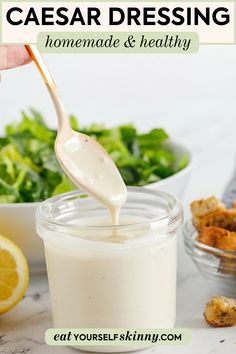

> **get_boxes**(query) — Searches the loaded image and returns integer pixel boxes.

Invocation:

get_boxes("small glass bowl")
[183,221,236,297]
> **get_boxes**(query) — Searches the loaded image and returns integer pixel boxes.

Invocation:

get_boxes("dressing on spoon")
[26,45,127,224]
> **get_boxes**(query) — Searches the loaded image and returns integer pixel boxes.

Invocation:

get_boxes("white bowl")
[0,141,192,272]
[0,202,45,273]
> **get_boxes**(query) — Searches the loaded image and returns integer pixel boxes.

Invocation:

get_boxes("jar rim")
[36,187,182,235]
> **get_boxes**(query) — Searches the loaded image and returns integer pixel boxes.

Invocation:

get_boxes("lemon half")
[0,235,29,314]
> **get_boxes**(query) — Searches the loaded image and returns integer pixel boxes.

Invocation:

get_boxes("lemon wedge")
[0,235,29,314]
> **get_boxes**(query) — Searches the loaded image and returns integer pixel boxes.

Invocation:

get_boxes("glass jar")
[36,187,182,352]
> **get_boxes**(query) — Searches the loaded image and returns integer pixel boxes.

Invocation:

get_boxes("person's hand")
[0,45,31,70]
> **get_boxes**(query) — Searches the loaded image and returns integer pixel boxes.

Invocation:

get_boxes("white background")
[1,45,236,200]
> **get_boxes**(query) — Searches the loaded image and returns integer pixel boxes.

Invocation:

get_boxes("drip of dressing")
[26,45,127,224]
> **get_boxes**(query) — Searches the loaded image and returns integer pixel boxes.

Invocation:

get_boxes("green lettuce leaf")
[0,109,189,203]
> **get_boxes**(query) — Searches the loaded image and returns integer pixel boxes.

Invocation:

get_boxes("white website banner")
[1,1,235,44]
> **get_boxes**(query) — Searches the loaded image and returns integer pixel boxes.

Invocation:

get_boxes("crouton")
[191,196,225,229]
[199,210,236,232]
[204,296,236,327]
[198,227,236,252]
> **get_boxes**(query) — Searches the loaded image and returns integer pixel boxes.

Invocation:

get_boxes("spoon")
[25,45,127,223]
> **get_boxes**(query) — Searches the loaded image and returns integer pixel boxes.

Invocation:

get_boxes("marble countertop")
[1,113,236,354]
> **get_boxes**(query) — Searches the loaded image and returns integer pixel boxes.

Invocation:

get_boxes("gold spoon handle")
[25,45,55,89]
[25,45,69,131]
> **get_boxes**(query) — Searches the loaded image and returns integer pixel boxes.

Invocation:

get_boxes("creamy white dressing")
[50,89,127,225]
[43,216,176,353]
